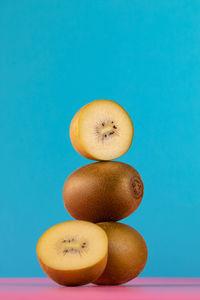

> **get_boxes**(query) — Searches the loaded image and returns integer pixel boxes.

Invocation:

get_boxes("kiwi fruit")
[70,99,134,161]
[93,222,148,285]
[36,220,108,286]
[63,161,144,222]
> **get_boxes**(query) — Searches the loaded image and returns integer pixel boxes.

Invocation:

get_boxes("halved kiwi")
[36,221,108,286]
[93,222,148,285]
[63,161,144,222]
[70,99,134,161]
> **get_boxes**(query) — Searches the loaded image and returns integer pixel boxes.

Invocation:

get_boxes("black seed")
[83,242,86,245]
[109,131,114,135]
[68,239,71,243]
[111,121,114,123]
[113,125,117,129]
[62,239,66,243]
[105,134,107,138]
[102,122,105,126]
[81,245,85,248]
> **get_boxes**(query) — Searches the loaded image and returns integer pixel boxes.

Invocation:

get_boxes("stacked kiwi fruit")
[36,100,147,286]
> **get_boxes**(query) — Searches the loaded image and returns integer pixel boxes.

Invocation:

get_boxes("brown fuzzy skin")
[69,99,134,161]
[93,222,148,285]
[37,254,107,286]
[63,161,144,222]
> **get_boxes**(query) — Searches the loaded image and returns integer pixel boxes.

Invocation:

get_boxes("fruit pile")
[36,100,148,286]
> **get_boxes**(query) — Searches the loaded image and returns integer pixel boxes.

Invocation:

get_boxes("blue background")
[1,0,200,277]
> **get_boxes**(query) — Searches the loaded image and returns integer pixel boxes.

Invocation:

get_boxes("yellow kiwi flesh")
[70,99,134,161]
[63,161,144,222]
[36,221,108,286]
[93,222,148,285]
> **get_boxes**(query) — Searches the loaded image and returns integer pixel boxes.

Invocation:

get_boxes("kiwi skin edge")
[93,222,148,285]
[63,161,144,223]
[37,253,108,286]
[69,103,92,160]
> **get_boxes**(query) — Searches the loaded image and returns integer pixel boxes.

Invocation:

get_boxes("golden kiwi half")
[70,99,134,161]
[36,221,108,286]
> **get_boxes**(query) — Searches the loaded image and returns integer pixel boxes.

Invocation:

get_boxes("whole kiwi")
[63,161,144,222]
[93,222,148,285]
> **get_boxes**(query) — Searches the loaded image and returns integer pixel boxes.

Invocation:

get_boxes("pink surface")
[1,277,200,300]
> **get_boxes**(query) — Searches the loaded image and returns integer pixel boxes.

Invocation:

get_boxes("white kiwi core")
[37,221,108,270]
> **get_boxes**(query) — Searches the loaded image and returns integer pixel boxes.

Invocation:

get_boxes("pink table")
[1,278,200,300]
